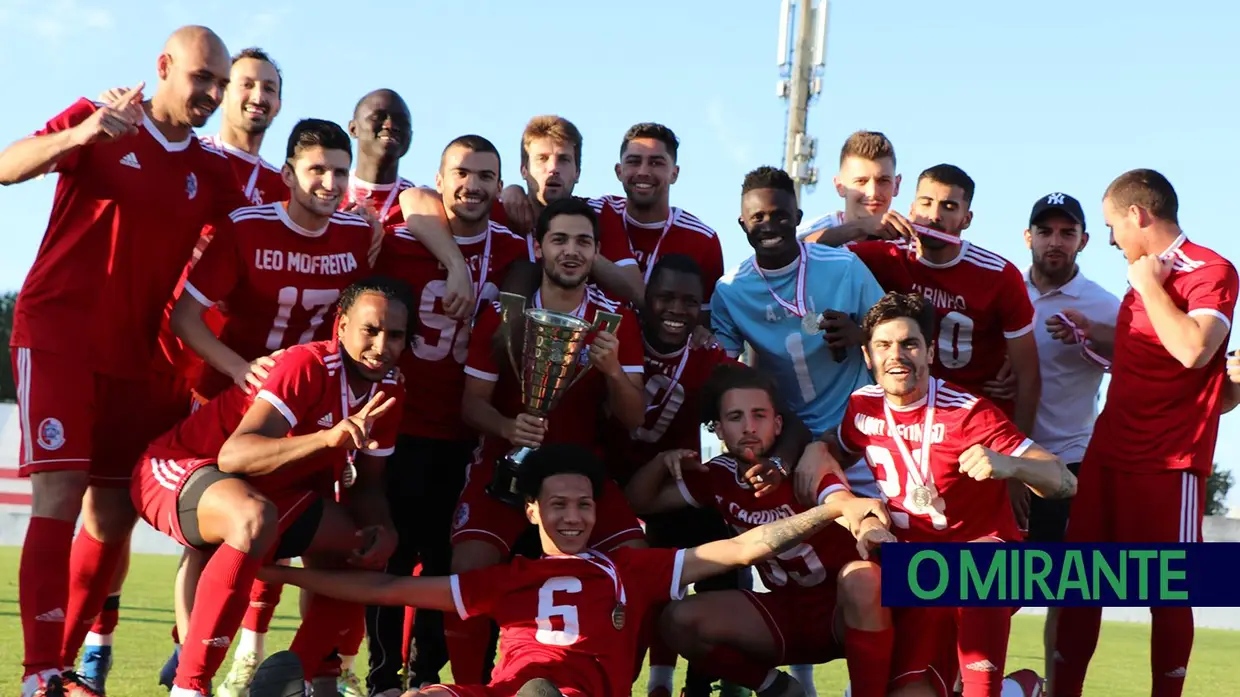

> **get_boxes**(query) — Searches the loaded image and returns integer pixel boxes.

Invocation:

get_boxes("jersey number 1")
[267,287,340,351]
[937,311,974,369]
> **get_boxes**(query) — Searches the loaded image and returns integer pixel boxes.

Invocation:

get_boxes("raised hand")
[74,82,146,147]
[588,330,622,377]
[658,448,705,481]
[324,390,397,450]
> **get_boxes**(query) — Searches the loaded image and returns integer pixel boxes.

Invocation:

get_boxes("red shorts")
[451,453,644,553]
[742,584,844,665]
[1066,465,1204,543]
[14,347,196,487]
[429,684,585,697]
[131,454,319,548]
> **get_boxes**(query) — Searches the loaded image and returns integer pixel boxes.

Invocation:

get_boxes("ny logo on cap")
[1047,193,1066,205]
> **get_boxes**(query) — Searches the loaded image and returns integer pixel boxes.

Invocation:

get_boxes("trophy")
[486,292,621,506]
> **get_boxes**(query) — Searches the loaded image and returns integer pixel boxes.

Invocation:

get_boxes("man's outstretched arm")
[259,564,454,610]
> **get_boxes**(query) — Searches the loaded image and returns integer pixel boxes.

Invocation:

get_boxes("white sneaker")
[218,651,261,697]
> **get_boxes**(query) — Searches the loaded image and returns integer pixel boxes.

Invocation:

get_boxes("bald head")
[349,89,412,164]
[156,25,231,129]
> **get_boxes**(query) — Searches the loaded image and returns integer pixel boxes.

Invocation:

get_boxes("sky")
[0,0,1238,509]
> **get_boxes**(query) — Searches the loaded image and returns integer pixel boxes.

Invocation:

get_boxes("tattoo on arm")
[1050,464,1077,499]
[754,505,833,556]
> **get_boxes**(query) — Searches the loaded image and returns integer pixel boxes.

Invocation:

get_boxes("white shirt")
[1025,266,1122,463]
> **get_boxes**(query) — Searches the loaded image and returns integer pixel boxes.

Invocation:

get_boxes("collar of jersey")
[915,240,970,269]
[142,113,191,152]
[274,202,330,238]
[884,378,936,411]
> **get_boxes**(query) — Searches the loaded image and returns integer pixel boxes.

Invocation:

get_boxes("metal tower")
[776,0,829,204]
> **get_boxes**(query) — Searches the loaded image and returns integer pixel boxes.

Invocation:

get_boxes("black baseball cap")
[1029,192,1086,230]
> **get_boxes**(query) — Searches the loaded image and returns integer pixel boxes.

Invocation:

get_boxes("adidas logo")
[965,659,998,672]
[1164,667,1187,678]
[317,413,334,428]
[35,608,66,622]
[119,152,141,169]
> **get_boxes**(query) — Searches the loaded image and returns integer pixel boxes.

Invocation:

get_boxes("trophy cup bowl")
[486,297,597,507]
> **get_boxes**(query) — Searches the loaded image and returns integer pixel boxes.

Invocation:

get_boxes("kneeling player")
[259,442,888,697]
[829,292,1076,697]
[130,278,411,697]
[626,364,896,697]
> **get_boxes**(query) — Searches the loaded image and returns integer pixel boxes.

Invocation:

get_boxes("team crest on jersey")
[186,172,199,200]
[453,503,470,530]
[37,417,65,451]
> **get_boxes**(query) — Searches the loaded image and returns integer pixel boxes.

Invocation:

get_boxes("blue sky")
[1,0,1238,509]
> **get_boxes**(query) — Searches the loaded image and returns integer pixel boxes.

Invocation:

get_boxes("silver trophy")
[486,292,622,506]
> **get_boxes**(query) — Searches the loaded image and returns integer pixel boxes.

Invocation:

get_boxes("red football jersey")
[11,99,245,376]
[152,137,289,379]
[591,194,724,306]
[491,196,639,269]
[464,286,644,464]
[837,378,1031,543]
[848,239,1035,414]
[678,455,855,589]
[376,222,531,439]
[346,174,416,228]
[602,340,732,480]
[1089,236,1238,476]
[146,340,404,494]
[451,547,685,697]
[183,202,374,398]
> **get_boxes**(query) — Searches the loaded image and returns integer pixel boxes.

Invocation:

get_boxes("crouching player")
[821,292,1077,697]
[627,363,897,697]
[130,277,411,697]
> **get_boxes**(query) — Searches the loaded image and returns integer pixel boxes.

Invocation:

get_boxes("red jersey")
[491,196,639,269]
[464,286,644,463]
[1089,236,1238,476]
[152,136,288,380]
[376,222,531,439]
[848,239,1035,414]
[678,455,856,589]
[346,174,416,228]
[591,194,725,306]
[451,546,685,697]
[837,378,1032,543]
[183,203,374,398]
[11,99,245,376]
[146,340,403,495]
[602,340,732,480]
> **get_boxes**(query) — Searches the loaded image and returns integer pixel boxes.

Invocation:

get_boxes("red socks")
[444,612,491,684]
[290,593,363,679]
[175,544,263,694]
[1149,607,1193,697]
[955,606,1010,697]
[340,609,366,657]
[20,517,74,677]
[243,580,284,633]
[62,529,127,664]
[844,625,894,697]
[89,594,121,636]
[1051,607,1101,697]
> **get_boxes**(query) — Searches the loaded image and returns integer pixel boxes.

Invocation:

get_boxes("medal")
[338,347,377,489]
[801,311,823,335]
[909,485,933,510]
[611,603,627,631]
[637,210,681,284]
[752,242,811,324]
[882,379,939,512]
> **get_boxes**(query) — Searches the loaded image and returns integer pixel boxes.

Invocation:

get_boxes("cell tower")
[776,0,829,204]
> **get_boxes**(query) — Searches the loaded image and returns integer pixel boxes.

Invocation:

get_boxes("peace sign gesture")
[323,390,397,450]
[73,82,146,147]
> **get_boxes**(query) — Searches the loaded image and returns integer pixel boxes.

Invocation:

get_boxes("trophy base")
[486,446,533,508]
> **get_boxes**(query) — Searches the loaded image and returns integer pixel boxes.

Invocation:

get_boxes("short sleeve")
[617,547,688,604]
[362,375,406,457]
[851,256,887,318]
[676,469,711,509]
[492,232,532,283]
[815,471,849,504]
[464,304,503,382]
[616,307,644,374]
[254,348,327,430]
[600,224,637,268]
[449,560,518,620]
[709,283,744,358]
[963,398,1033,457]
[999,264,1036,338]
[796,211,842,240]
[700,236,726,307]
[33,98,98,174]
[183,217,242,306]
[836,400,865,455]
[1183,261,1239,330]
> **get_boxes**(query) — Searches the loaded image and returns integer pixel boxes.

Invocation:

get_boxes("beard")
[1033,251,1077,282]
[545,265,587,289]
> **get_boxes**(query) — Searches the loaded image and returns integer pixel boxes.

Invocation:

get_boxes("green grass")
[1,548,1237,696]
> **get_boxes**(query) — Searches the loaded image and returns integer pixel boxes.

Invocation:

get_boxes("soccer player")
[346,89,416,228]
[829,291,1076,697]
[447,196,647,684]
[1017,192,1120,691]
[798,131,902,244]
[257,441,889,697]
[1052,170,1238,697]
[131,277,411,697]
[627,363,897,697]
[0,26,251,697]
[86,47,291,692]
[366,134,530,695]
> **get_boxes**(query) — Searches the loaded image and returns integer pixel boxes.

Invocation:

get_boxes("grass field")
[2,548,1238,696]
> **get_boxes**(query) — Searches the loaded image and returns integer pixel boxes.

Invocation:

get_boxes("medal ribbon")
[348,174,402,222]
[338,348,378,474]
[881,378,938,494]
[644,345,691,414]
[752,242,809,318]
[470,225,494,318]
[910,223,963,246]
[1053,312,1111,369]
[542,551,627,608]
[636,209,681,284]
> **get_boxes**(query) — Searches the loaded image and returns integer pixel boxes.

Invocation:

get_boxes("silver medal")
[341,462,357,489]
[910,485,933,510]
[802,312,823,335]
